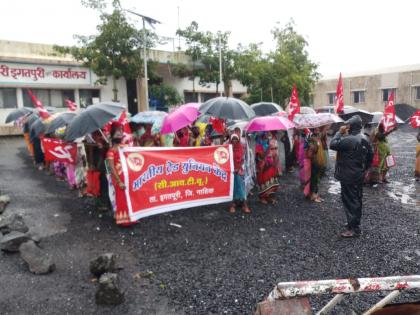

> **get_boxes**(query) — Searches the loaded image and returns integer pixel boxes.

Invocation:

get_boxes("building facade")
[0,40,247,135]
[313,65,420,112]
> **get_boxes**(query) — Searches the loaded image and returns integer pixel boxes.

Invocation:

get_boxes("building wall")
[314,69,420,112]
[0,40,127,134]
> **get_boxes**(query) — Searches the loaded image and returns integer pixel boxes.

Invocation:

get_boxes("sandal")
[242,206,251,213]
[260,199,268,205]
[229,206,236,213]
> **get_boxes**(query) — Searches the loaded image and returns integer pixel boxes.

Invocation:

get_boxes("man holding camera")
[330,115,373,238]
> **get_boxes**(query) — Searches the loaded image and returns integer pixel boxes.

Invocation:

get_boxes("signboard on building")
[0,62,92,86]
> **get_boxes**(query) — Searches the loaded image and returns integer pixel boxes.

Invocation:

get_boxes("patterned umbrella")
[130,111,168,124]
[293,113,343,129]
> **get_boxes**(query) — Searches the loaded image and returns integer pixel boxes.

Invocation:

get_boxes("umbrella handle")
[99,129,110,144]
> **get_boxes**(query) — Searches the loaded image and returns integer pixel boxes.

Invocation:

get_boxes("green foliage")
[54,0,159,101]
[149,84,183,107]
[176,21,318,103]
[236,21,319,106]
[176,22,235,96]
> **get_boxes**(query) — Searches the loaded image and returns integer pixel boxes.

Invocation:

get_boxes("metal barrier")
[255,275,420,315]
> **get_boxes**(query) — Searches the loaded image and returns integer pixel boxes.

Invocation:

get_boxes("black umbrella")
[339,108,373,126]
[65,102,125,141]
[5,107,35,123]
[44,112,78,135]
[251,102,284,116]
[29,118,47,142]
[199,97,255,121]
[22,113,39,133]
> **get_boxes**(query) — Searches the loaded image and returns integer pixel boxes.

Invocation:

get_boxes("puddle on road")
[386,180,419,207]
[327,179,419,208]
[328,180,341,195]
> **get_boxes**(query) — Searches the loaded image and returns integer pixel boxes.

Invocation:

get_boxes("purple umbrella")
[160,103,200,134]
[245,116,295,132]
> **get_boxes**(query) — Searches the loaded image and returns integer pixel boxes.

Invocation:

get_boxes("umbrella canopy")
[130,110,167,124]
[251,102,284,116]
[199,97,255,120]
[293,113,344,129]
[64,102,125,141]
[339,108,373,126]
[226,120,248,132]
[44,112,78,135]
[394,103,418,121]
[299,107,316,115]
[161,103,200,134]
[29,118,46,141]
[370,112,404,125]
[5,107,36,124]
[245,116,295,132]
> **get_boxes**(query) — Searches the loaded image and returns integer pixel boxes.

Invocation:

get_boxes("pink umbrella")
[161,103,200,134]
[245,116,295,132]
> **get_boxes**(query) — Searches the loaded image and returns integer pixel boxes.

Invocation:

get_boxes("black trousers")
[340,182,363,231]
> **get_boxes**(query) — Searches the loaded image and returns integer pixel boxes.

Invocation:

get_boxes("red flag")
[27,89,51,120]
[42,138,77,164]
[334,73,344,114]
[380,92,397,133]
[409,110,420,128]
[288,84,300,121]
[64,99,77,111]
[118,111,133,145]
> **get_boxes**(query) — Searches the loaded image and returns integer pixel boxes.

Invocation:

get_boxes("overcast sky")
[1,0,419,78]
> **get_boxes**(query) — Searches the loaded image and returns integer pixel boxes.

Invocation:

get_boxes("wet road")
[0,129,419,315]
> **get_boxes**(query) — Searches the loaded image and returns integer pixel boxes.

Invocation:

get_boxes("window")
[0,88,17,108]
[79,89,100,108]
[22,89,75,108]
[184,91,198,103]
[415,87,420,100]
[201,92,219,102]
[352,91,365,104]
[382,88,396,102]
[327,93,335,105]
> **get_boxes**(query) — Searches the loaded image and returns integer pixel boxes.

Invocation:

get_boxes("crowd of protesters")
[16,109,420,231]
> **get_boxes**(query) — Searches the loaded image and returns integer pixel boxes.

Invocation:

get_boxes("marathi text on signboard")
[0,62,92,85]
[119,145,234,221]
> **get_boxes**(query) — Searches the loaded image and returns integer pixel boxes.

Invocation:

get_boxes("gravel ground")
[0,128,419,315]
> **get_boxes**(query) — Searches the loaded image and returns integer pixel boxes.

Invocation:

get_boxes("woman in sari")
[139,124,156,147]
[366,124,393,184]
[255,132,280,204]
[106,123,133,226]
[309,128,326,202]
[229,134,251,213]
[415,132,420,181]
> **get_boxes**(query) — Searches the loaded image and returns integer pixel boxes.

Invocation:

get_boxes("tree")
[54,0,159,101]
[175,22,236,97]
[149,84,183,108]
[235,21,319,106]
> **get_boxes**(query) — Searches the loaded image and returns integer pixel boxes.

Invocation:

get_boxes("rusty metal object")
[254,297,313,315]
[268,275,420,300]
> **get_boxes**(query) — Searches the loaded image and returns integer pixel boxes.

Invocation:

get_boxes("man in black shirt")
[330,115,373,238]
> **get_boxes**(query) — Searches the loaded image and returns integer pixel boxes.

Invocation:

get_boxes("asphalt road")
[0,129,419,315]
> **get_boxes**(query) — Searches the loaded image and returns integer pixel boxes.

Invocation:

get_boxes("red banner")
[334,73,344,114]
[409,110,420,128]
[380,91,397,133]
[42,138,77,164]
[120,145,234,221]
